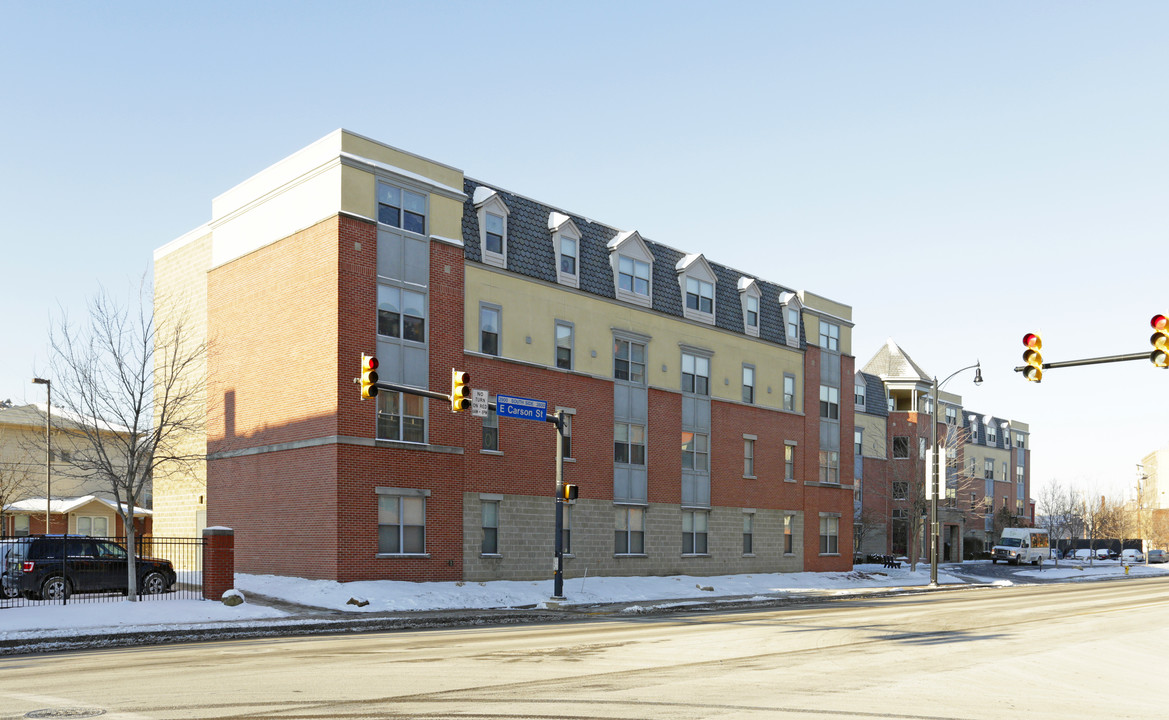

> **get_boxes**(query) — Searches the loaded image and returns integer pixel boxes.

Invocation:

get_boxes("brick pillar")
[202,527,234,600]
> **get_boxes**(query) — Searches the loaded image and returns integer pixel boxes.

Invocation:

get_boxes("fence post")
[202,527,234,601]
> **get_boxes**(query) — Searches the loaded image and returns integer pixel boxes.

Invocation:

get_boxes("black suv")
[3,536,177,601]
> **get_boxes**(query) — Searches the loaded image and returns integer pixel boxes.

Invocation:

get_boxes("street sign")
[495,394,547,422]
[471,389,489,418]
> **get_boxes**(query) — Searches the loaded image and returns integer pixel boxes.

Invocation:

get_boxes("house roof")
[460,178,806,349]
[4,495,152,517]
[860,339,933,383]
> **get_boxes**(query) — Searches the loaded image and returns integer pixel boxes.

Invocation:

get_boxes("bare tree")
[0,427,36,536]
[1036,479,1077,547]
[45,280,204,600]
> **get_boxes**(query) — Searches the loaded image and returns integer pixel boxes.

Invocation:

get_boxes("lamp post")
[930,362,982,586]
[31,377,51,534]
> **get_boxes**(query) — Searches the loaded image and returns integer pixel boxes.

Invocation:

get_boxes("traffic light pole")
[548,411,566,600]
[1013,352,1149,376]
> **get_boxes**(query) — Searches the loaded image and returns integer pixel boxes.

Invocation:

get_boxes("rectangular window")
[484,213,504,255]
[820,516,840,554]
[682,510,709,555]
[560,236,577,275]
[744,438,755,477]
[985,459,995,480]
[854,382,866,408]
[785,444,795,481]
[377,286,426,342]
[682,353,710,396]
[681,431,709,471]
[819,322,840,352]
[855,428,863,457]
[745,294,759,328]
[819,386,839,420]
[555,322,573,370]
[614,338,646,384]
[743,513,754,554]
[946,407,957,424]
[784,515,794,554]
[377,392,425,443]
[787,308,800,342]
[76,516,108,537]
[819,450,839,483]
[742,365,755,404]
[482,405,499,452]
[378,494,425,554]
[893,436,910,459]
[987,424,997,444]
[783,375,796,411]
[893,481,909,500]
[1016,433,1026,449]
[615,423,647,465]
[685,277,714,313]
[480,305,500,356]
[615,506,645,554]
[481,501,499,555]
[15,514,30,536]
[377,183,426,235]
[618,255,650,297]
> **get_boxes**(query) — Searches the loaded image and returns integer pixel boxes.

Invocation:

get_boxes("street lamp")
[31,378,50,534]
[930,362,982,586]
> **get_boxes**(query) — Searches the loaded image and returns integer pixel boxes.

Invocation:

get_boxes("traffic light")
[1151,315,1169,368]
[360,355,379,399]
[561,484,578,501]
[451,369,471,412]
[1021,333,1043,382]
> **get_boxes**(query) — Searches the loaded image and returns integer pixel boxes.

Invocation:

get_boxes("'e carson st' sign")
[494,394,547,422]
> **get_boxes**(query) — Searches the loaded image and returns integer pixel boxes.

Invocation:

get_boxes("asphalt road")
[1,576,1165,720]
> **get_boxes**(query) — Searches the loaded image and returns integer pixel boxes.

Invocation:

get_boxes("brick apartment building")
[853,340,1032,561]
[153,129,858,582]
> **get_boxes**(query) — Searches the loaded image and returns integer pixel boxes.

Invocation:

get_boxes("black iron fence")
[1,535,203,608]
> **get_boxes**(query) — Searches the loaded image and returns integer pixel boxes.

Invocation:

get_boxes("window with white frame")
[784,374,796,411]
[614,338,646,384]
[682,510,709,555]
[784,514,794,553]
[739,279,761,337]
[482,404,499,452]
[76,516,108,537]
[559,410,574,459]
[615,506,645,554]
[378,182,426,235]
[743,512,754,555]
[819,450,839,484]
[819,322,840,352]
[820,515,840,554]
[686,276,714,314]
[780,292,802,348]
[555,321,573,370]
[480,304,501,356]
[677,254,716,324]
[681,431,709,471]
[987,423,997,444]
[619,256,651,298]
[14,514,29,536]
[481,500,499,555]
[820,386,839,420]
[377,490,427,555]
[474,187,509,269]
[378,392,425,443]
[549,212,581,288]
[682,353,710,396]
[744,436,756,477]
[742,365,755,404]
[946,406,958,424]
[855,428,863,457]
[984,459,995,480]
[609,231,653,306]
[855,380,866,408]
[1016,432,1026,449]
[378,286,426,342]
[615,422,646,466]
[785,443,796,481]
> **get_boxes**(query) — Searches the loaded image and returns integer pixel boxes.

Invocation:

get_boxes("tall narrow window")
[784,515,794,554]
[744,438,755,477]
[481,501,499,555]
[480,305,500,356]
[819,515,840,554]
[819,451,839,483]
[783,375,796,411]
[786,308,800,343]
[682,510,709,555]
[614,339,646,383]
[785,444,796,481]
[560,412,573,459]
[560,235,577,275]
[745,294,759,329]
[682,353,710,395]
[555,322,573,370]
[743,513,754,555]
[615,506,645,554]
[742,365,755,404]
[482,405,499,452]
[484,213,504,255]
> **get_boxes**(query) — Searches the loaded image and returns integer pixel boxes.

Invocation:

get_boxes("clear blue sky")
[2,2,1166,500]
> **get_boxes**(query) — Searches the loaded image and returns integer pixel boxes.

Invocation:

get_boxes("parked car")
[2,535,176,601]
[1121,549,1144,563]
[1148,549,1167,564]
[1095,548,1117,561]
[1050,548,1064,560]
[1074,549,1095,562]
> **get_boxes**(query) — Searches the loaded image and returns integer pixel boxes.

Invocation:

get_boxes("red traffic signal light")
[1151,315,1169,368]
[1021,333,1043,382]
[451,369,471,412]
[360,354,379,399]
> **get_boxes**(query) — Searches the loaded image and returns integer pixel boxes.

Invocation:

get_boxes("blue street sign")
[495,394,547,422]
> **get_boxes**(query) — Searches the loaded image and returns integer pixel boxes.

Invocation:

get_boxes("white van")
[992,528,1050,565]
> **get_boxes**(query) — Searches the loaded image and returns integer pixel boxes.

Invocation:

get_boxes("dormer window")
[738,278,761,338]
[473,186,509,269]
[779,292,802,348]
[549,212,581,288]
[676,254,716,325]
[608,230,653,308]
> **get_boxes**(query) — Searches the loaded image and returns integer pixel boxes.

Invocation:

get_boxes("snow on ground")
[1,559,1166,640]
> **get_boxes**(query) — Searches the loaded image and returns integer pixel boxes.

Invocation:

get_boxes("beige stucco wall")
[464,266,807,412]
